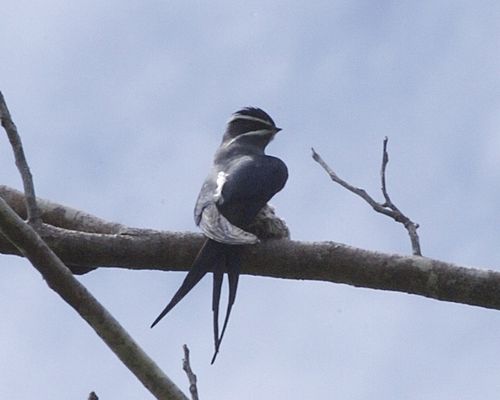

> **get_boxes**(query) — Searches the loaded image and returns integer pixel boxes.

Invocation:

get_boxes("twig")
[182,345,199,400]
[380,137,391,205]
[379,137,421,255]
[0,92,41,227]
[312,139,422,256]
[0,197,189,400]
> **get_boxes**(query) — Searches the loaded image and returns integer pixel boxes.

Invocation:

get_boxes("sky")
[1,1,500,399]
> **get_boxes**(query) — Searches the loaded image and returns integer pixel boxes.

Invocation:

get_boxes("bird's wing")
[195,161,260,245]
[216,156,289,227]
[194,177,215,226]
[198,203,259,244]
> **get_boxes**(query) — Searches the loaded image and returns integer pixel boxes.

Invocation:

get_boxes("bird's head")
[222,107,282,149]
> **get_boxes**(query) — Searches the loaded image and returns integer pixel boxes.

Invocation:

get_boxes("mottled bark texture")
[1,185,499,312]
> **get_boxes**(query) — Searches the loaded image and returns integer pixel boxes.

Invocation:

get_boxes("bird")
[151,107,288,363]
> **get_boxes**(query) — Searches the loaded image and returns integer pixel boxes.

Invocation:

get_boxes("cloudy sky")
[1,1,500,399]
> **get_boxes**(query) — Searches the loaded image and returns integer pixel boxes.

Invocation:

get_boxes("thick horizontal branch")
[1,186,499,312]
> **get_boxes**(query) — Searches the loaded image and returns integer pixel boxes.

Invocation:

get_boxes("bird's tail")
[150,239,224,328]
[211,245,241,364]
[151,239,242,364]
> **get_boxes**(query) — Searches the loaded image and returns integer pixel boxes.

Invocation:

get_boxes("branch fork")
[0,91,189,400]
[312,137,422,256]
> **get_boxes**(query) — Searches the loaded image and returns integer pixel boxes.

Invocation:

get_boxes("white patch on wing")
[199,204,259,245]
[213,171,228,201]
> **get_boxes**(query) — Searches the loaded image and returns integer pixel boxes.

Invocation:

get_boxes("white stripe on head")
[223,129,274,147]
[227,113,274,127]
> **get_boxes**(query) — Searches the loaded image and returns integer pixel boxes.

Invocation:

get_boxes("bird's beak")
[274,127,282,133]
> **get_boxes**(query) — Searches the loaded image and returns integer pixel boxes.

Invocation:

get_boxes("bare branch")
[0,200,499,313]
[0,96,188,398]
[379,137,421,255]
[0,92,41,227]
[311,142,422,256]
[182,345,199,400]
[380,137,392,206]
[0,197,189,400]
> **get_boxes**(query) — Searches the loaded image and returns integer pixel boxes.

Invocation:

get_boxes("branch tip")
[313,138,422,256]
[182,345,199,400]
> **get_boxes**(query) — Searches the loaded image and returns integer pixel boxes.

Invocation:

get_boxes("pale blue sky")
[1,1,500,399]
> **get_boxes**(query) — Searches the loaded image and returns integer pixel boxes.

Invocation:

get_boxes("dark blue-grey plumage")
[151,107,288,363]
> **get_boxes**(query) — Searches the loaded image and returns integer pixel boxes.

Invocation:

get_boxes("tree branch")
[0,186,499,313]
[0,92,41,227]
[379,137,421,255]
[182,345,199,400]
[0,185,125,234]
[0,92,188,399]
[0,196,189,400]
[312,141,422,255]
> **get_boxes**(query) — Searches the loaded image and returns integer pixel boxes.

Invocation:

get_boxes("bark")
[1,185,498,313]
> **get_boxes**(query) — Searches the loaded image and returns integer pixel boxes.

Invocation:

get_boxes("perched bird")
[151,107,288,363]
